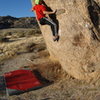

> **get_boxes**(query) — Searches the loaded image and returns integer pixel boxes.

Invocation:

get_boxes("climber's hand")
[53,9,57,14]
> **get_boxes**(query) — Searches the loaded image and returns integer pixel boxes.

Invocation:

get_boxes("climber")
[32,0,59,41]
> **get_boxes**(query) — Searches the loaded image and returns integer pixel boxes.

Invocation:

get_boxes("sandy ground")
[0,35,100,100]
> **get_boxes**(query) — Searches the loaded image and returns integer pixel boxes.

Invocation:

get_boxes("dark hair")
[39,0,43,4]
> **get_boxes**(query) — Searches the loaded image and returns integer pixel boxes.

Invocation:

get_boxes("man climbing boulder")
[32,0,59,41]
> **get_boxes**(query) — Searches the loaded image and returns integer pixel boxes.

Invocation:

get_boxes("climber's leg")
[39,17,59,40]
[43,17,57,36]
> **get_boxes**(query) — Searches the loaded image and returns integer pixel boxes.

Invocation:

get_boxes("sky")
[0,0,35,18]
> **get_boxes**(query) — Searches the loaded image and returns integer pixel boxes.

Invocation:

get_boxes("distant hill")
[0,16,39,29]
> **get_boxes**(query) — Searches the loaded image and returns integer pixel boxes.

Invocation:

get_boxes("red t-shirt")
[32,4,46,20]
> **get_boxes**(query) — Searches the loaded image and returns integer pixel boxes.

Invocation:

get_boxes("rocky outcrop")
[34,0,100,81]
[0,16,38,29]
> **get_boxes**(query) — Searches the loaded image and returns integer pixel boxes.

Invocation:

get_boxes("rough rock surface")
[34,0,100,81]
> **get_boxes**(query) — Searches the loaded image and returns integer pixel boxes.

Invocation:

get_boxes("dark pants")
[39,17,57,36]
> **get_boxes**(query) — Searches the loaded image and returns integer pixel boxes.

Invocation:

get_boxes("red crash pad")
[4,70,42,91]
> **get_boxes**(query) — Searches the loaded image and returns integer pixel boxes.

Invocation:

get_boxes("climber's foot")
[53,35,59,41]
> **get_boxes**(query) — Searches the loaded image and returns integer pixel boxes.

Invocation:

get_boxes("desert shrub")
[25,30,40,37]
[16,32,25,38]
[3,31,12,37]
[0,36,9,42]
[25,42,36,52]
[33,29,41,34]
[24,30,35,37]
[15,30,41,38]
[0,29,41,39]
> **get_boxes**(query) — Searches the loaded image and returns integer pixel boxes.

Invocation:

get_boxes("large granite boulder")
[34,0,100,81]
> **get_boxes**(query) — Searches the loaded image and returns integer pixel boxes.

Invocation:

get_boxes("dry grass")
[0,36,44,62]
[0,28,41,42]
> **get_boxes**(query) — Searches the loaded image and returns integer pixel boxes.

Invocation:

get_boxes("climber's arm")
[43,10,57,15]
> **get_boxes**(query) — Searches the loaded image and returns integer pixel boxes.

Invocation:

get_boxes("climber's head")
[39,0,43,4]
[35,0,43,5]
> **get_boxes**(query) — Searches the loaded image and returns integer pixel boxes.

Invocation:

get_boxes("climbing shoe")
[53,35,59,41]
